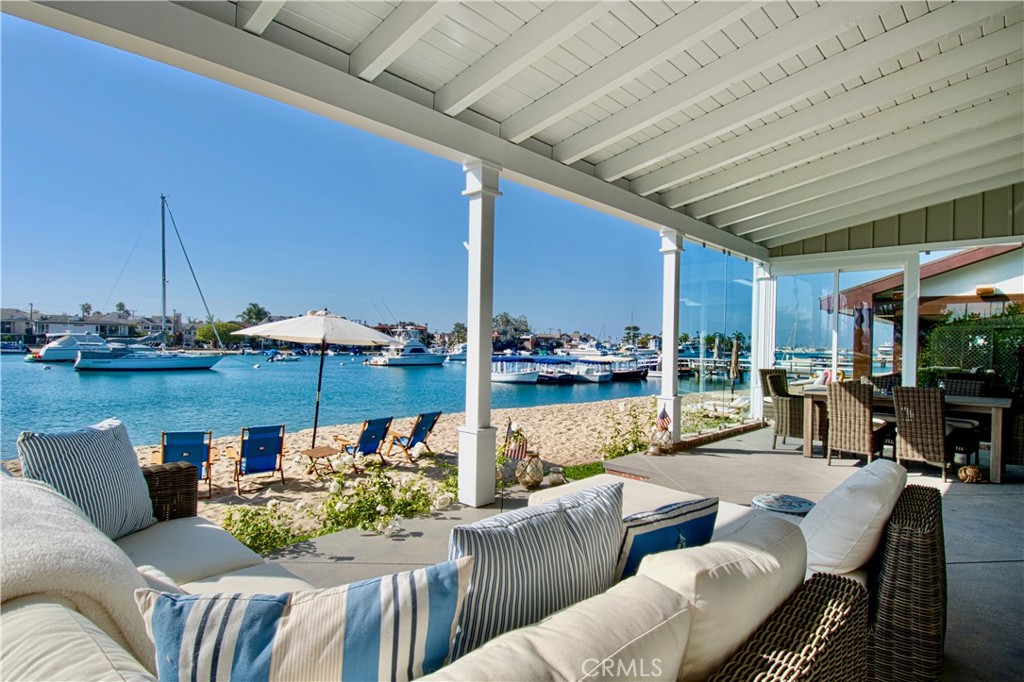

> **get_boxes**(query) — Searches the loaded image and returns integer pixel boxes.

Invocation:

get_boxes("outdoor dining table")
[800,384,1013,483]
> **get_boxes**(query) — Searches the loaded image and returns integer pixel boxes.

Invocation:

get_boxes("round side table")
[751,493,815,517]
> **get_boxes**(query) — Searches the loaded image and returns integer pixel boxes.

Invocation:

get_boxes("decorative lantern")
[515,452,545,489]
[548,467,566,486]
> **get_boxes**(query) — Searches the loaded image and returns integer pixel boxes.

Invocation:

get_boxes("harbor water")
[1,354,749,459]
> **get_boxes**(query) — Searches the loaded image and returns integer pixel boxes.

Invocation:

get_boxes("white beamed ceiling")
[8,0,1024,260]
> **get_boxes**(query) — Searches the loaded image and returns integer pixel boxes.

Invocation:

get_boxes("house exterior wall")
[770,183,1024,257]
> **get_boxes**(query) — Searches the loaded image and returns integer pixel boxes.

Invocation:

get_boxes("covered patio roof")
[6,0,1022,259]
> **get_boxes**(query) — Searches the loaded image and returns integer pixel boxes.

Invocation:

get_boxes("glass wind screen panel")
[775,273,834,382]
[680,245,753,404]
[838,268,902,381]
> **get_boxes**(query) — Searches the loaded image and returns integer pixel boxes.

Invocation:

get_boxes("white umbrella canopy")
[235,309,395,346]
[236,309,396,448]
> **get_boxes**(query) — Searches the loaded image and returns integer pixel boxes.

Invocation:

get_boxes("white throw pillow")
[800,458,907,574]
[638,514,807,681]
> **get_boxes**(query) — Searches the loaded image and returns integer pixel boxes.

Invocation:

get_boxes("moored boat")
[570,360,612,383]
[365,328,446,366]
[74,346,223,371]
[536,358,574,384]
[26,332,109,362]
[491,357,539,384]
[445,342,468,361]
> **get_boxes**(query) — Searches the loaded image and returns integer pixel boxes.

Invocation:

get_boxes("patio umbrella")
[236,309,395,448]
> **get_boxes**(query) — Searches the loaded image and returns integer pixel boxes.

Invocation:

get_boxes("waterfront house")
[0,309,33,340]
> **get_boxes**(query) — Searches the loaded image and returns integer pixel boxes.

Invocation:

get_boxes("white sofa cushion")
[182,562,315,595]
[800,458,907,575]
[529,474,703,517]
[17,418,155,539]
[1,595,156,682]
[115,516,263,584]
[136,557,473,682]
[638,514,807,681]
[422,574,692,682]
[449,482,623,658]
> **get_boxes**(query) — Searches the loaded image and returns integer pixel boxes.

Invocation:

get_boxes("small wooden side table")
[302,446,341,476]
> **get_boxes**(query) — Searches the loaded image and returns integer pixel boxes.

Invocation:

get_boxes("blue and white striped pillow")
[136,557,473,682]
[617,497,719,580]
[449,482,623,658]
[17,418,155,539]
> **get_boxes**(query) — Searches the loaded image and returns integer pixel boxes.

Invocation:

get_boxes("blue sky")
[1,15,755,341]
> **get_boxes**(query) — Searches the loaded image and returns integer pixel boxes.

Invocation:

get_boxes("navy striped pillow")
[136,557,474,681]
[448,482,623,658]
[17,419,155,539]
[617,497,719,579]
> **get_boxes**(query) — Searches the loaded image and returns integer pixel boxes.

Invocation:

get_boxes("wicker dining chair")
[759,368,788,423]
[892,387,980,482]
[867,373,901,394]
[766,372,827,451]
[826,382,891,465]
[944,377,986,397]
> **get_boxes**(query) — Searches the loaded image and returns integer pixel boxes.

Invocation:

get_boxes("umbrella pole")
[312,339,327,448]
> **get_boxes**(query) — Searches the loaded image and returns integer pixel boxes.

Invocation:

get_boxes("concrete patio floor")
[271,425,1023,681]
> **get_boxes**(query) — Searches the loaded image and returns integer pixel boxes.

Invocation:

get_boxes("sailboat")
[74,196,225,372]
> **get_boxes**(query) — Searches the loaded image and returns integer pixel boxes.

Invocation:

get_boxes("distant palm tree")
[80,303,93,318]
[239,303,270,326]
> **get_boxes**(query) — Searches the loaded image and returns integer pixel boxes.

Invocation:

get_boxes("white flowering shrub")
[316,462,439,534]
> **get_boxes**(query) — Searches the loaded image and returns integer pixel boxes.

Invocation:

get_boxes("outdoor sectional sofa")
[0,459,945,681]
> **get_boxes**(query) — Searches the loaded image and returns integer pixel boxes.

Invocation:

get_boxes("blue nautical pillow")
[18,418,155,539]
[136,557,473,682]
[448,482,623,658]
[616,497,719,580]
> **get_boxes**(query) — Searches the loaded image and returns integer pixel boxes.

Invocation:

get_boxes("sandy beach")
[127,392,727,528]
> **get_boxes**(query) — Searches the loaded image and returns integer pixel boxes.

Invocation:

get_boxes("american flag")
[505,440,528,459]
[656,407,671,430]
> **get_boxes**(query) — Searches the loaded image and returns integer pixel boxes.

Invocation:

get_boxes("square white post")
[902,254,920,386]
[658,229,683,440]
[458,159,500,507]
[749,262,776,420]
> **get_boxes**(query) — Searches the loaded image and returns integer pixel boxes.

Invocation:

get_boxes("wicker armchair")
[944,377,986,397]
[867,373,901,394]
[892,387,979,481]
[766,372,827,450]
[759,368,789,423]
[826,382,891,465]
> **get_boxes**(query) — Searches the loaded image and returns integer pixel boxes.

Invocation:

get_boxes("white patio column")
[902,253,920,386]
[458,159,501,507]
[658,229,683,440]
[749,262,776,420]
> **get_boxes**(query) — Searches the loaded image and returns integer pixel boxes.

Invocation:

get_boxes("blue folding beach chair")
[160,430,213,498]
[386,411,441,464]
[333,416,393,467]
[226,424,286,494]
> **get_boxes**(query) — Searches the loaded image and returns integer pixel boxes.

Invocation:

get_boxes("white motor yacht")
[27,332,110,362]
[365,328,446,366]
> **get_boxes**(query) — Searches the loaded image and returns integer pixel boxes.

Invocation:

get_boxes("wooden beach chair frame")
[333,416,394,468]
[385,411,441,464]
[225,424,286,494]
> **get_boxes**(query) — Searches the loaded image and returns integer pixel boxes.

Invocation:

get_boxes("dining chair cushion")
[17,419,155,540]
[638,514,806,682]
[449,483,623,658]
[136,557,473,682]
[800,459,907,575]
[946,417,980,430]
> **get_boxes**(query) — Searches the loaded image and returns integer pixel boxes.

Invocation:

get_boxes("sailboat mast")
[161,195,168,342]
